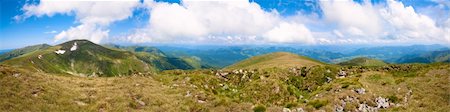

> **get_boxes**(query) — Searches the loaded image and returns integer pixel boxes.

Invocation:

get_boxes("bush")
[253,105,266,112]
[308,99,328,109]
[387,95,400,103]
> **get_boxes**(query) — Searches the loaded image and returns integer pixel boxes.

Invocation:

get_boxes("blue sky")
[1,0,449,49]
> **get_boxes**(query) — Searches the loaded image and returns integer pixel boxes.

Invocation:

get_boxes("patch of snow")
[55,50,66,54]
[70,42,78,51]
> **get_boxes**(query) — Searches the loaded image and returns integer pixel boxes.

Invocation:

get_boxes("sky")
[0,0,449,49]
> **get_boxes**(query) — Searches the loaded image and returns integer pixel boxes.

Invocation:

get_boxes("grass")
[1,61,449,111]
[225,52,325,70]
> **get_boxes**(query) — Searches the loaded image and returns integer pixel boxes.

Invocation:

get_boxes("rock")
[376,97,389,108]
[404,89,413,103]
[135,98,146,106]
[293,108,304,112]
[326,77,332,83]
[338,70,347,78]
[283,108,291,112]
[74,101,87,106]
[358,103,377,112]
[13,73,20,78]
[185,91,192,97]
[38,55,43,59]
[355,88,366,94]
[197,100,206,103]
[335,105,344,112]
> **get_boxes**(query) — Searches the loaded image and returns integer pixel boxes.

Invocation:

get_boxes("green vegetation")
[338,57,388,66]
[2,40,153,77]
[225,52,325,70]
[0,44,51,62]
[0,40,449,111]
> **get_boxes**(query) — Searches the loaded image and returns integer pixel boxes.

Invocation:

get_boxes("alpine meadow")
[0,0,449,112]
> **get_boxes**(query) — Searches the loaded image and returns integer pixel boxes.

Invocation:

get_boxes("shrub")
[308,99,328,109]
[253,105,266,112]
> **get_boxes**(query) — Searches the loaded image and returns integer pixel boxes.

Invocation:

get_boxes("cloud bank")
[18,0,450,45]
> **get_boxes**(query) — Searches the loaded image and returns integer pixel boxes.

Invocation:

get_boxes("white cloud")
[380,0,449,44]
[125,0,317,44]
[263,22,315,44]
[19,0,140,43]
[320,0,383,37]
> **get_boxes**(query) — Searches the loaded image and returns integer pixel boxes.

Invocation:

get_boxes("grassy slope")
[1,63,449,111]
[0,44,51,62]
[225,52,325,70]
[338,57,388,66]
[2,40,153,77]
[106,45,204,70]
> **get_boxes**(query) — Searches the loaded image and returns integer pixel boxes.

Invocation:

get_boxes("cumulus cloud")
[17,0,450,45]
[380,0,449,43]
[320,0,384,37]
[319,0,449,45]
[19,0,140,43]
[263,22,315,44]
[125,0,316,44]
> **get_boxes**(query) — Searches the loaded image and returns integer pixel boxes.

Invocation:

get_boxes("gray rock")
[376,97,389,108]
[355,88,366,94]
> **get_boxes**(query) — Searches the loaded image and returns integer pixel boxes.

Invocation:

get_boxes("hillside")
[106,45,207,70]
[338,57,388,66]
[0,44,51,62]
[397,49,450,63]
[159,46,344,68]
[2,40,153,77]
[225,52,325,70]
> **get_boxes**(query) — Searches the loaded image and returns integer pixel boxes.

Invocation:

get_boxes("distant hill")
[338,57,388,66]
[0,44,51,62]
[225,52,325,70]
[2,40,153,77]
[345,45,447,63]
[397,49,450,63]
[105,45,208,70]
[159,46,344,68]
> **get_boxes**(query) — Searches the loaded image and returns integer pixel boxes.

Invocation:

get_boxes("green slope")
[2,40,153,77]
[338,57,388,66]
[106,45,206,70]
[0,44,51,62]
[225,52,325,70]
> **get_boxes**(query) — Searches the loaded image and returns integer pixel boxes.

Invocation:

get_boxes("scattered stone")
[283,108,291,112]
[355,88,366,94]
[326,77,332,83]
[185,91,192,97]
[38,55,43,59]
[197,100,206,103]
[376,97,389,108]
[13,73,20,78]
[293,108,304,112]
[335,105,344,112]
[358,103,377,112]
[338,70,347,78]
[74,100,87,106]
[134,98,146,106]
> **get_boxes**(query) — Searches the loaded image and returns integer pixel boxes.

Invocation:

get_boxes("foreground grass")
[1,63,449,111]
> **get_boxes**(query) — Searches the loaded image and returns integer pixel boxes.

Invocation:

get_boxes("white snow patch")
[70,42,78,51]
[55,50,66,54]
